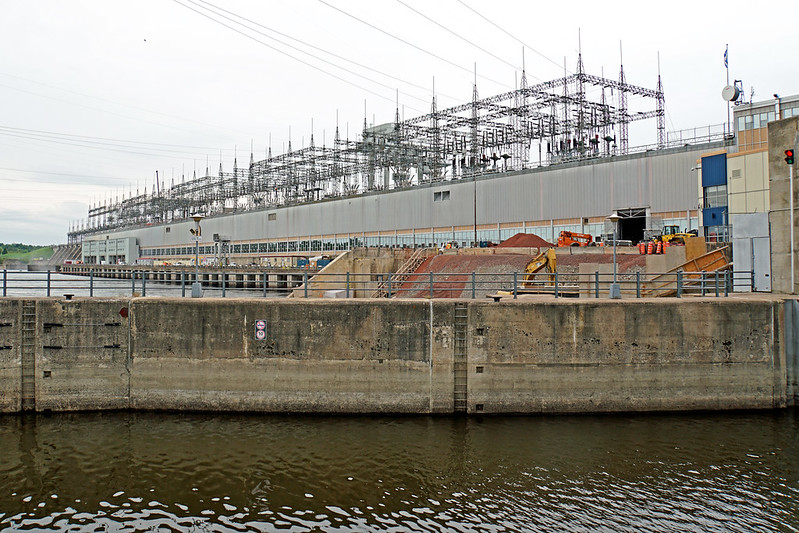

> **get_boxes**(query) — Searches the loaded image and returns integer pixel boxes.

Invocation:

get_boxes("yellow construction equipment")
[491,247,577,299]
[657,225,698,245]
[522,247,557,287]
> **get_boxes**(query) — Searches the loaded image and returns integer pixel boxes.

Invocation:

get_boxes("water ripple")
[1,411,798,531]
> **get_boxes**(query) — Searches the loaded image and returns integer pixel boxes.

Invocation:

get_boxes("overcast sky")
[0,0,794,245]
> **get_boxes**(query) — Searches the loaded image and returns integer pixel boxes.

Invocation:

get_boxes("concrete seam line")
[127,299,133,409]
[429,299,433,414]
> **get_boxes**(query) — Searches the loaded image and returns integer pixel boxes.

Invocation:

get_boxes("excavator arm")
[522,248,557,286]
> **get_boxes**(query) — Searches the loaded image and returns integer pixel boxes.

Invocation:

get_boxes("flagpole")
[725,44,730,136]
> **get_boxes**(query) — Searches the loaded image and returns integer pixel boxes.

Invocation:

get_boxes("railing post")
[387,273,392,298]
[636,271,641,298]
[471,272,476,299]
[677,271,683,298]
[513,271,518,299]
[751,269,756,292]
[181,271,186,297]
[725,270,730,297]
[142,272,146,297]
[90,270,94,297]
[346,271,351,298]
[701,270,707,296]
[594,271,599,298]
[715,270,720,297]
[554,271,559,298]
[222,272,226,297]
[263,270,267,298]
[304,272,308,298]
[3,269,6,297]
[132,271,136,296]
[429,271,433,299]
[46,270,51,297]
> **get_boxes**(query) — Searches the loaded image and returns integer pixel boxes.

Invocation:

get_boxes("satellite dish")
[722,85,741,102]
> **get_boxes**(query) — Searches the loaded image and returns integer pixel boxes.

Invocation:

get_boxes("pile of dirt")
[496,232,554,248]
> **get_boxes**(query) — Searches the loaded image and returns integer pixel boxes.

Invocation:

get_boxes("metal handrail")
[1,268,755,299]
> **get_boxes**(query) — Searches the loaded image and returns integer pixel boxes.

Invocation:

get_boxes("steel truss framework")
[69,54,667,242]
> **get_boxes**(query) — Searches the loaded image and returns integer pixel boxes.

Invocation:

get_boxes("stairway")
[372,247,430,298]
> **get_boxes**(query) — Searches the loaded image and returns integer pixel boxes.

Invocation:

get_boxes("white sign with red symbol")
[254,320,267,340]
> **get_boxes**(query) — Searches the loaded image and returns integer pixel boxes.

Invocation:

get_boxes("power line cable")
[456,0,569,74]
[0,72,251,137]
[0,125,231,156]
[195,0,451,104]
[317,0,512,89]
[393,0,533,78]
[0,80,244,142]
[173,0,415,111]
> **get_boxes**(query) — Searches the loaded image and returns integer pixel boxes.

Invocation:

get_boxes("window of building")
[434,190,450,202]
[268,213,276,221]
[704,184,728,209]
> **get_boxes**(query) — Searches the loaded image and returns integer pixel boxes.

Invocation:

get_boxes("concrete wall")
[0,297,789,415]
[769,116,799,294]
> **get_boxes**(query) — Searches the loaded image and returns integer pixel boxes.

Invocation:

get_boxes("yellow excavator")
[522,247,557,287]
[495,248,557,297]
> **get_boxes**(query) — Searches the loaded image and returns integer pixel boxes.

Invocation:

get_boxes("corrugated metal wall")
[99,144,713,248]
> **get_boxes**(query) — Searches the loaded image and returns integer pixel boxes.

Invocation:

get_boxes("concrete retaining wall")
[0,296,789,414]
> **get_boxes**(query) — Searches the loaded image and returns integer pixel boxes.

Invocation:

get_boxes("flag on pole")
[724,46,728,68]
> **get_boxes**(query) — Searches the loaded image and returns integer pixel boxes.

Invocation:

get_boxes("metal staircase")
[372,247,429,298]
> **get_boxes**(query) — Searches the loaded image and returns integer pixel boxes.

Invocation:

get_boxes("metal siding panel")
[701,153,727,187]
[91,145,717,248]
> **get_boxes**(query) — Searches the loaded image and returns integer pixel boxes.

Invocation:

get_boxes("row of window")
[737,105,799,131]
[738,111,776,131]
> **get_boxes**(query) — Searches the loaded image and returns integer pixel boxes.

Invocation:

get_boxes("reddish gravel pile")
[497,233,554,248]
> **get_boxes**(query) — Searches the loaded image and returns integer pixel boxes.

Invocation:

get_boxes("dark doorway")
[617,208,647,243]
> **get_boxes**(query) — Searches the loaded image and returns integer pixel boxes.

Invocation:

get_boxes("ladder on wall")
[453,302,468,413]
[21,300,35,411]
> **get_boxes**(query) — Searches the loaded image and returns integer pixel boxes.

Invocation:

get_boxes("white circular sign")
[255,329,266,340]
[255,320,266,330]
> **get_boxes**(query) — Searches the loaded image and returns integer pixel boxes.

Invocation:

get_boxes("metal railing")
[1,268,755,299]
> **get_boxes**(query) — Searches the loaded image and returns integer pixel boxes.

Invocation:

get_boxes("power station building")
[68,60,797,283]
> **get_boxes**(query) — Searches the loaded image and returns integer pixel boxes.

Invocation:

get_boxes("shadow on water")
[1,410,798,531]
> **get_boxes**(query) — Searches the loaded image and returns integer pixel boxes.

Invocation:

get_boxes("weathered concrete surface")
[129,299,452,413]
[0,296,789,414]
[35,299,130,411]
[468,297,784,413]
[0,299,20,412]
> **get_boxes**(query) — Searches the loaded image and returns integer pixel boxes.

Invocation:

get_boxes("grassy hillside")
[0,244,54,265]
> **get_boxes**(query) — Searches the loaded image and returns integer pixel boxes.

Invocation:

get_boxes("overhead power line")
[456,0,569,74]
[393,0,526,76]
[194,0,450,104]
[317,0,512,89]
[174,0,421,111]
[0,72,250,137]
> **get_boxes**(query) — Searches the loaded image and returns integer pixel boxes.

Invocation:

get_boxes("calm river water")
[1,410,798,532]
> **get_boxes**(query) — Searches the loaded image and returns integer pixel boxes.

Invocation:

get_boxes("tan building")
[697,94,799,241]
